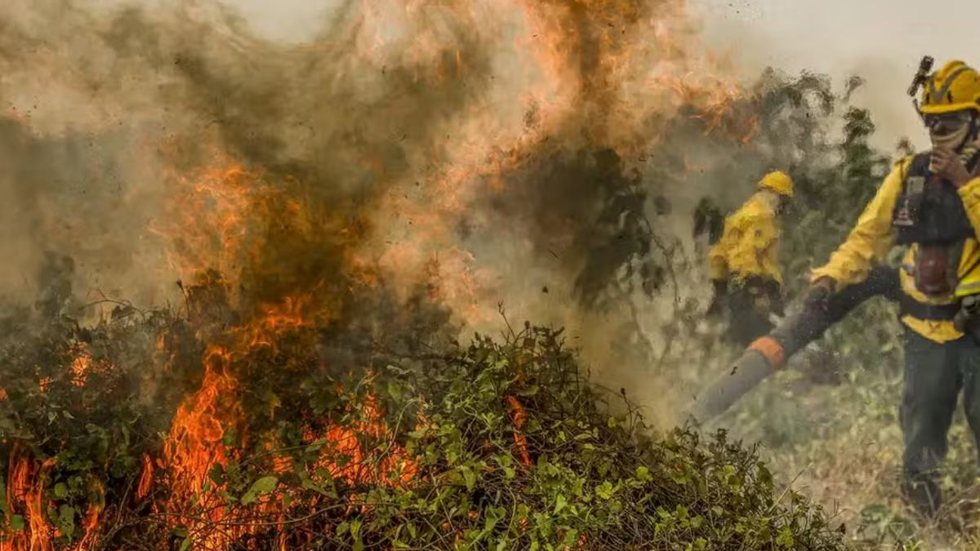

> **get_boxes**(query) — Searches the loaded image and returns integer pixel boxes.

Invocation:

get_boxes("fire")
[0,0,759,547]
[66,345,109,388]
[73,501,102,551]
[357,0,754,333]
[243,296,312,350]
[161,344,417,548]
[2,447,56,551]
[162,345,242,550]
[311,395,418,487]
[136,454,154,501]
[158,274,420,547]
[506,396,532,467]
[149,157,269,287]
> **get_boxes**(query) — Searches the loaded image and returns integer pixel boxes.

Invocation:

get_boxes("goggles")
[924,112,975,138]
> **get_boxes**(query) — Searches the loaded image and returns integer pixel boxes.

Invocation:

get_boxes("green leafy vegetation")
[0,269,846,549]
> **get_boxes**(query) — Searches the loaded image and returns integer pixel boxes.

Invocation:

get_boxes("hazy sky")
[222,0,329,41]
[699,0,980,148]
[699,0,979,75]
[219,0,980,148]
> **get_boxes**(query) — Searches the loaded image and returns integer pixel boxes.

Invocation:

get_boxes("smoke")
[0,0,776,429]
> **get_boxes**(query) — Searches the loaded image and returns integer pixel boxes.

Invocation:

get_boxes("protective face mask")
[931,124,971,151]
[927,113,979,173]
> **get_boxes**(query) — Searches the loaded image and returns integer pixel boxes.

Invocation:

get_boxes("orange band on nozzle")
[748,336,786,369]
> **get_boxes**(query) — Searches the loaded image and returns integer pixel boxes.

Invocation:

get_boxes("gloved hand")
[748,278,783,317]
[804,277,836,312]
[706,280,727,317]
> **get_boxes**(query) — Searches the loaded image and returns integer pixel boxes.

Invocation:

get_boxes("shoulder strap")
[908,152,931,178]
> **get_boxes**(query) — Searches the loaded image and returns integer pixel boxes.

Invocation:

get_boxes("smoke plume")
[0,0,774,428]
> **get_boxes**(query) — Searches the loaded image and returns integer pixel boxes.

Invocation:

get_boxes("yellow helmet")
[920,60,980,115]
[757,170,794,198]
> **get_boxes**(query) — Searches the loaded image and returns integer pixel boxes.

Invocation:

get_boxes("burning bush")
[0,263,843,550]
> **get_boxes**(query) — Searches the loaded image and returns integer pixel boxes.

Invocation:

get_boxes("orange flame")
[150,157,269,290]
[162,345,241,550]
[67,345,106,388]
[2,447,55,551]
[137,2,753,548]
[506,396,532,468]
[310,395,418,488]
[136,454,154,501]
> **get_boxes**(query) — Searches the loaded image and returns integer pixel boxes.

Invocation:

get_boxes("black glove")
[804,278,835,312]
[745,277,783,317]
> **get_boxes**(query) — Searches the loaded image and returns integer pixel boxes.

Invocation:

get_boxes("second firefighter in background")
[707,170,795,346]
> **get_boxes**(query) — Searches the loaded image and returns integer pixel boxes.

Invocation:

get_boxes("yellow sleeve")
[957,176,980,236]
[810,160,907,286]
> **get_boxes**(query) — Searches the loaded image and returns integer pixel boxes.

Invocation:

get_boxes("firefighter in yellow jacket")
[707,171,794,345]
[808,59,980,516]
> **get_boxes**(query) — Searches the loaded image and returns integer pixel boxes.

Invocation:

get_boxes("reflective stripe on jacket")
[811,155,980,343]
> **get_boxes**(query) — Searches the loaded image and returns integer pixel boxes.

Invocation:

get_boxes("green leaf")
[776,526,795,547]
[596,481,615,500]
[387,380,404,402]
[554,493,568,514]
[459,466,477,492]
[57,505,76,538]
[54,482,69,499]
[9,515,25,532]
[635,466,652,482]
[240,475,278,505]
[305,439,326,454]
[518,385,539,397]
[351,518,364,551]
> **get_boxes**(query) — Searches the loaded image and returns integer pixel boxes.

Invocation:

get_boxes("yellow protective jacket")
[708,191,783,286]
[811,155,980,343]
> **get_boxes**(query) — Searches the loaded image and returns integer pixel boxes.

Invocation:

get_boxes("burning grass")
[0,268,844,550]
